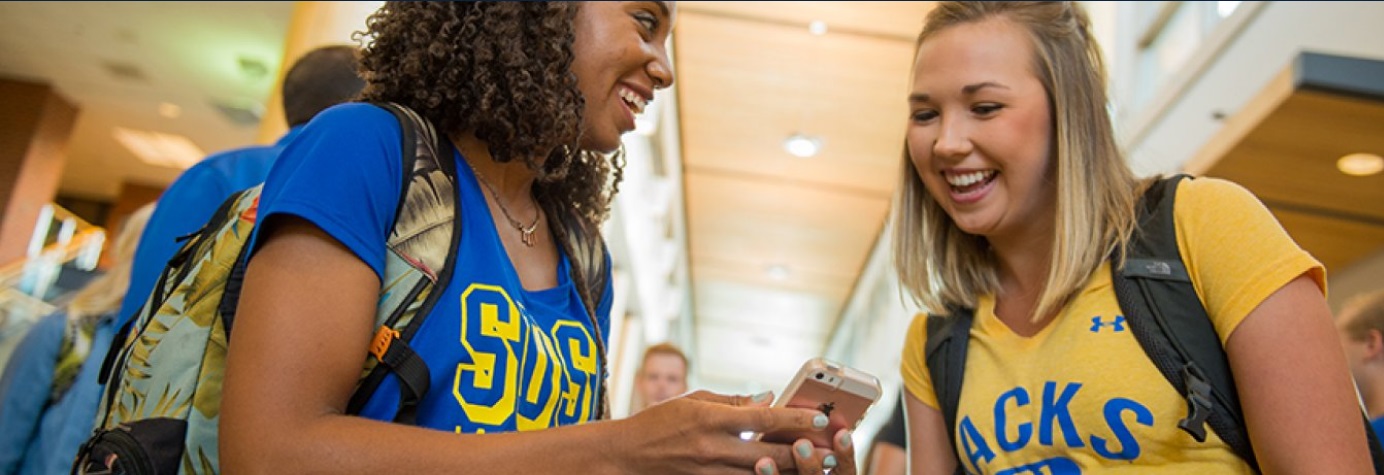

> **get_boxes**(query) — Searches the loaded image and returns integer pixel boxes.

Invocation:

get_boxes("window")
[1125,1,1248,118]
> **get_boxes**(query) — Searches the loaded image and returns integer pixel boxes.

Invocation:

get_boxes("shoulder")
[1170,175,1291,249]
[279,102,406,159]
[308,102,398,128]
[906,312,931,340]
[1169,175,1283,242]
[1174,176,1266,213]
[1170,175,1323,341]
[901,313,933,361]
[900,312,941,409]
[268,102,408,177]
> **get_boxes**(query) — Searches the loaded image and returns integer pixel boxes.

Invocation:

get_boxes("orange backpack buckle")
[370,326,401,360]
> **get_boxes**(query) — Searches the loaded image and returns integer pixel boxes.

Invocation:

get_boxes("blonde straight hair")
[67,202,155,322]
[893,1,1145,321]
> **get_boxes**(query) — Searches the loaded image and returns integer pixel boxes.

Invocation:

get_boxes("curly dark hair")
[355,1,624,237]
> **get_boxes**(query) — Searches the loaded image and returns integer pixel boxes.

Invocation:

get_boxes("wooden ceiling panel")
[1269,207,1384,275]
[1209,91,1384,221]
[693,279,844,331]
[674,4,930,393]
[678,1,933,41]
[685,172,890,281]
[690,260,857,299]
[674,11,916,195]
[695,324,829,391]
[1194,54,1384,285]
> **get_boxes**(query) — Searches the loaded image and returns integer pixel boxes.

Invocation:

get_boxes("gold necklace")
[470,167,540,247]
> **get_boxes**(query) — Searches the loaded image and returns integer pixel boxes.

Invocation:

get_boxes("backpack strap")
[1365,415,1384,473]
[924,309,972,475]
[1118,174,1384,473]
[1112,174,1259,470]
[343,102,461,423]
[97,174,256,404]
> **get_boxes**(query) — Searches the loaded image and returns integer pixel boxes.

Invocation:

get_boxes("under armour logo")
[818,402,836,417]
[1090,316,1126,333]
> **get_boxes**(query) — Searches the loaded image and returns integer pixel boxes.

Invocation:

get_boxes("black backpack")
[924,174,1384,473]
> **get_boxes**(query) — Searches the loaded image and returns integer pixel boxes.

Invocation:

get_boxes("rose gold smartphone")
[758,358,882,445]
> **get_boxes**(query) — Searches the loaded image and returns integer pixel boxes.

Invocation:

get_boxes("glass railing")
[0,203,106,350]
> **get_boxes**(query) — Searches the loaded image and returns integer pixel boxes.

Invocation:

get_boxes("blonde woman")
[894,2,1372,473]
[0,203,154,475]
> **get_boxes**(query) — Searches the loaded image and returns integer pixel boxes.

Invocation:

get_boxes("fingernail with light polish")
[824,455,838,469]
[813,414,828,429]
[758,462,775,475]
[839,431,853,449]
[796,442,813,458]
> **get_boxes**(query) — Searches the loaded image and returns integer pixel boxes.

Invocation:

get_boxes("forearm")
[223,412,628,474]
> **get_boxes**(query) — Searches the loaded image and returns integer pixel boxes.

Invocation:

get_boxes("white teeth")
[620,88,647,114]
[945,170,994,187]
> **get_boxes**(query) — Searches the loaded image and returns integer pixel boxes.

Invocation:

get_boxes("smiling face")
[906,17,1055,243]
[569,1,675,153]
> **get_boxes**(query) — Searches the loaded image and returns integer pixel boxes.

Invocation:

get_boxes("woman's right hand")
[612,390,835,474]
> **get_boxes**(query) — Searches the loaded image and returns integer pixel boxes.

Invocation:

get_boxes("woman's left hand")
[755,429,856,475]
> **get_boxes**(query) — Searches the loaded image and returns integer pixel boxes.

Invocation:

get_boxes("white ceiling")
[0,1,294,201]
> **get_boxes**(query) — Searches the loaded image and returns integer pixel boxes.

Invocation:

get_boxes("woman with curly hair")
[220,3,851,474]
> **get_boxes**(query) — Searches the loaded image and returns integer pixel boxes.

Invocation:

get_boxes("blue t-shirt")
[1373,417,1384,450]
[118,127,304,328]
[251,103,611,432]
[0,310,119,475]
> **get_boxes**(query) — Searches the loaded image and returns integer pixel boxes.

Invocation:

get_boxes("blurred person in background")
[635,342,690,411]
[0,203,154,475]
[1337,289,1384,440]
[115,44,365,334]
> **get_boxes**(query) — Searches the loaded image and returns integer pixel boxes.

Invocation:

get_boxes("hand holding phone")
[759,358,882,447]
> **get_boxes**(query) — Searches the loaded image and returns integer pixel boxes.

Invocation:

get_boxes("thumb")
[684,389,776,407]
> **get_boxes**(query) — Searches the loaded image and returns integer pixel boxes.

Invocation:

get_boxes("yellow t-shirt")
[901,178,1325,474]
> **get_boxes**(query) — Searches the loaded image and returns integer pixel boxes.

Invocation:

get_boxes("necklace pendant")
[521,228,536,247]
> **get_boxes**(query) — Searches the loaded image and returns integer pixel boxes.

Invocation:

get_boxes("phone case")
[761,358,882,443]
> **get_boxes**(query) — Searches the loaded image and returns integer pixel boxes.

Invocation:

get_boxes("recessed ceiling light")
[1337,153,1384,176]
[158,102,181,119]
[808,20,828,36]
[783,133,823,158]
[112,127,205,169]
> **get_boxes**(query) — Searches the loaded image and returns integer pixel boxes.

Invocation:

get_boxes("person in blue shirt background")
[116,44,365,329]
[0,44,362,475]
[219,3,851,475]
